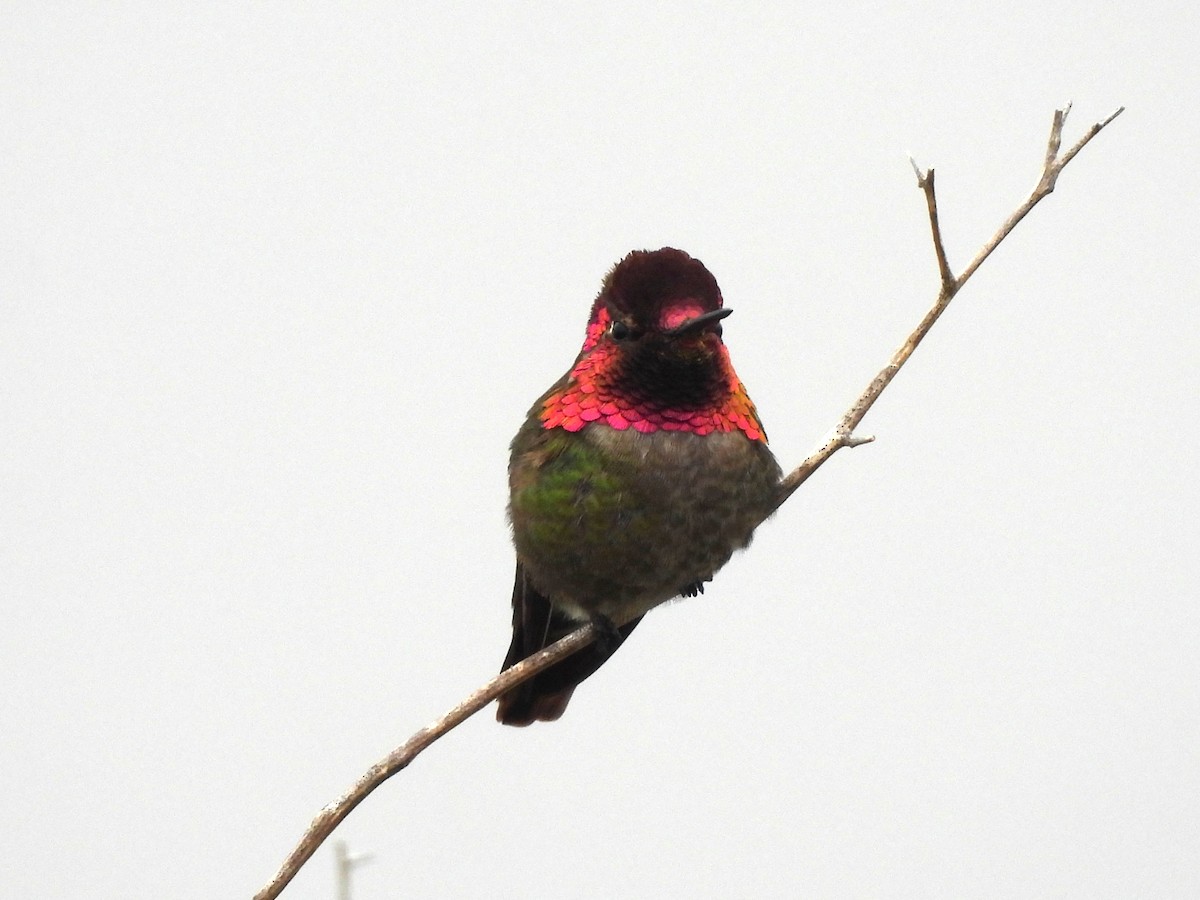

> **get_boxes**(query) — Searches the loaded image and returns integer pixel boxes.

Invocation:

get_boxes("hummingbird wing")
[496,563,642,726]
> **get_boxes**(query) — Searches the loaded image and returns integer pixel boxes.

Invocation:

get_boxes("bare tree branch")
[955,104,1124,290]
[254,104,1123,900]
[771,103,1123,510]
[252,622,609,900]
[909,161,955,292]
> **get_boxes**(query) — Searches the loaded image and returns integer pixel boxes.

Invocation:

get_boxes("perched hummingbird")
[497,248,782,726]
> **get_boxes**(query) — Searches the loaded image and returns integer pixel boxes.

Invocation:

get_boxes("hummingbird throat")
[539,309,766,441]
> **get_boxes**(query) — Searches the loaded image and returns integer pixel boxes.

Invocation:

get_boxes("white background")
[3,3,1196,898]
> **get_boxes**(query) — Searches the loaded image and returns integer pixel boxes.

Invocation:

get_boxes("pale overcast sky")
[3,3,1196,898]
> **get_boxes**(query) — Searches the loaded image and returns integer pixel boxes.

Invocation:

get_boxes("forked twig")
[254,104,1123,900]
[770,103,1123,511]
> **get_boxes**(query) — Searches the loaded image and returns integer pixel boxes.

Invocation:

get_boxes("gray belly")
[515,427,781,622]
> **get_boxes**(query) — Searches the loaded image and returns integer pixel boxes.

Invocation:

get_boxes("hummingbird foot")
[589,614,624,653]
[679,580,706,598]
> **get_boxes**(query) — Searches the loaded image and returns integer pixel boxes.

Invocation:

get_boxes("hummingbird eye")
[609,320,635,341]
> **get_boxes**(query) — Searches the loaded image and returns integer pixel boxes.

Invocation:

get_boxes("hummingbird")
[497,247,782,726]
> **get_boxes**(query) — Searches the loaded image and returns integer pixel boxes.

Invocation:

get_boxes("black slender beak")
[666,307,733,336]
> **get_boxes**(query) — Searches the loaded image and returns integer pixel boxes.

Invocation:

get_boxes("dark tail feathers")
[496,565,641,726]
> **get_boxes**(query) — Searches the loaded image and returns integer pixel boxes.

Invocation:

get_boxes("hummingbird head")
[582,248,732,360]
[536,247,766,441]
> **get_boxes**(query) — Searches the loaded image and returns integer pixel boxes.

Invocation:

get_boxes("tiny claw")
[589,614,623,653]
